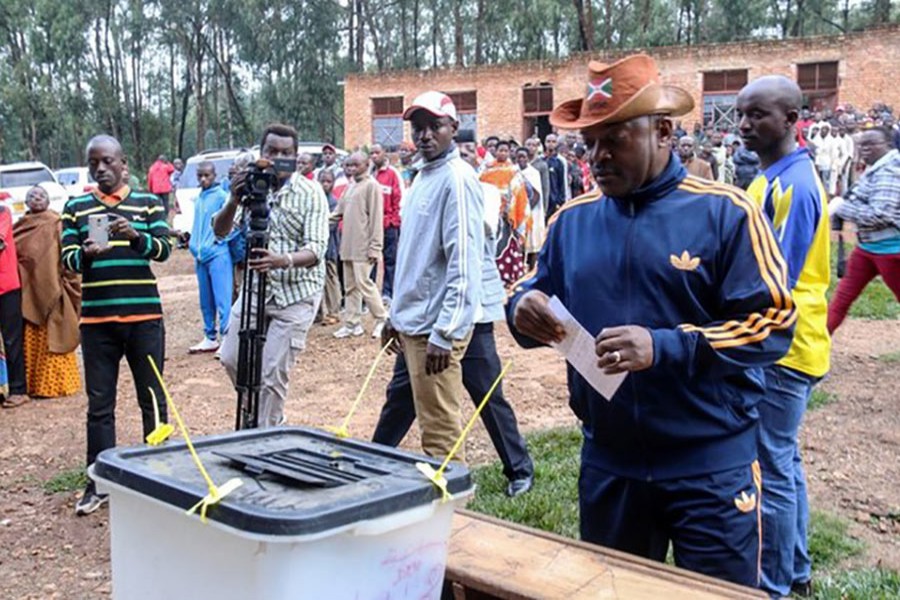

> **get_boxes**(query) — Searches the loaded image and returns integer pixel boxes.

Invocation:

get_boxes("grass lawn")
[808,389,837,411]
[468,427,900,599]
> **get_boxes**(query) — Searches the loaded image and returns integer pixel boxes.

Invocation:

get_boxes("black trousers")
[81,319,167,466]
[0,289,26,395]
[156,192,171,215]
[382,226,400,300]
[373,322,533,481]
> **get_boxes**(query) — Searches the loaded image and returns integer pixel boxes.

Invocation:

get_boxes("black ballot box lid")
[94,427,472,536]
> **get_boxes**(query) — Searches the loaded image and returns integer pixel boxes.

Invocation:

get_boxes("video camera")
[239,158,291,233]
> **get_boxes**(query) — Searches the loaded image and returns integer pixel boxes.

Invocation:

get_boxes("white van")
[55,167,97,198]
[0,162,69,220]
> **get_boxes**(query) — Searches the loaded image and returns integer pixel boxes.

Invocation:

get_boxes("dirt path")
[0,251,897,598]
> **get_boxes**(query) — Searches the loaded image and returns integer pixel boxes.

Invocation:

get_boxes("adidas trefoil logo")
[734,490,757,513]
[670,250,700,271]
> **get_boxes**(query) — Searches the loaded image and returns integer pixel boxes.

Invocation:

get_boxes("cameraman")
[214,123,329,427]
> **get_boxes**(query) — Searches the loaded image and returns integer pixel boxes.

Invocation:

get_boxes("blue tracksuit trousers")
[195,253,233,340]
[579,446,762,589]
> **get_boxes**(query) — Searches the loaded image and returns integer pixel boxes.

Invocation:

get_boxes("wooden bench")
[445,510,767,599]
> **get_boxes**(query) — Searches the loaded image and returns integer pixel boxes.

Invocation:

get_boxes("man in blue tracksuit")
[508,54,796,588]
[188,161,233,353]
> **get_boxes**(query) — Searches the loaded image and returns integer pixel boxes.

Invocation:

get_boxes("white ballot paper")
[547,296,627,401]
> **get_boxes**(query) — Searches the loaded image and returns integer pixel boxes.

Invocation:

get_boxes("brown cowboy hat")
[550,54,694,130]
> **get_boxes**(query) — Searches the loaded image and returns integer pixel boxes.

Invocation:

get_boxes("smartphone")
[88,214,109,249]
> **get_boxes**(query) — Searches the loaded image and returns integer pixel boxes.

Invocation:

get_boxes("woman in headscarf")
[514,147,545,268]
[12,186,81,398]
[480,139,532,287]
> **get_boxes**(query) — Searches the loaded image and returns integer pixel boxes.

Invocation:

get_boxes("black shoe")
[506,475,534,498]
[75,482,109,516]
[790,580,813,598]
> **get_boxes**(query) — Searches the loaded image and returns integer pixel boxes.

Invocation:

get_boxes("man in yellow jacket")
[738,75,831,599]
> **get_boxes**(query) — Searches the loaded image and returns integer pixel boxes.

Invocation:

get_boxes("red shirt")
[373,164,403,229]
[147,160,175,194]
[0,206,21,295]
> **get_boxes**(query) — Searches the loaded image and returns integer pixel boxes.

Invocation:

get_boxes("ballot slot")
[214,446,391,488]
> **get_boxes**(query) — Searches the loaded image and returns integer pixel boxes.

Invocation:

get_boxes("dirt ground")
[0,250,897,599]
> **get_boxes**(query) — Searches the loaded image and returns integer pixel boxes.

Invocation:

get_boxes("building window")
[372,96,404,151]
[523,85,554,116]
[702,69,748,131]
[446,91,477,137]
[797,61,839,112]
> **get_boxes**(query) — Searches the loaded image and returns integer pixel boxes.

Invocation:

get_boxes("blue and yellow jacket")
[507,156,796,480]
[747,148,830,378]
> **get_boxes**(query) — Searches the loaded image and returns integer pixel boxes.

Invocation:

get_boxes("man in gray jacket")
[373,142,534,496]
[382,91,484,461]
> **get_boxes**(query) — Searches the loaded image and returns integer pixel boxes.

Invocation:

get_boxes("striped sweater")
[61,187,171,323]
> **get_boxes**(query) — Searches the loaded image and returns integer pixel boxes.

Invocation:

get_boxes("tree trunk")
[694,0,706,43]
[453,0,464,66]
[873,0,890,24]
[573,0,587,51]
[356,0,364,68]
[585,0,595,49]
[792,0,804,36]
[169,41,177,150]
[413,0,421,67]
[431,0,439,68]
[400,0,408,67]
[201,32,250,141]
[573,0,595,51]
[640,0,652,41]
[361,0,385,70]
[177,68,191,160]
[475,0,484,64]
[348,0,356,69]
[192,19,206,152]
[604,0,613,47]
[129,2,144,169]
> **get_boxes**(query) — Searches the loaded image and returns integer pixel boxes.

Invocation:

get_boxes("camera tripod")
[234,202,271,430]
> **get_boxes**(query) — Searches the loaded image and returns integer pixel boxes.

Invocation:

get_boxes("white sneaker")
[371,320,385,339]
[333,325,365,339]
[214,347,222,360]
[189,337,220,354]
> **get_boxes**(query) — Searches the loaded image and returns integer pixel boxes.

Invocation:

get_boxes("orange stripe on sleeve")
[676,180,795,348]
[681,179,789,310]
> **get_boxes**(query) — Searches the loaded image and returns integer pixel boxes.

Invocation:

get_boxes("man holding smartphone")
[214,123,329,428]
[61,135,172,516]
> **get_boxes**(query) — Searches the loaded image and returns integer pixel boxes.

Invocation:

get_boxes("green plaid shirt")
[263,174,328,307]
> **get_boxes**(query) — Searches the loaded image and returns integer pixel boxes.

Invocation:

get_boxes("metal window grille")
[797,62,838,91]
[523,86,554,115]
[702,70,748,93]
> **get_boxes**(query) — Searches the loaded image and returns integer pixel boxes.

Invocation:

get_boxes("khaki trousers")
[320,260,342,318]
[342,260,386,327]
[220,292,321,428]
[401,332,472,462]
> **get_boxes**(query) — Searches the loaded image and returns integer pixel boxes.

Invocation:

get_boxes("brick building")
[344,26,900,150]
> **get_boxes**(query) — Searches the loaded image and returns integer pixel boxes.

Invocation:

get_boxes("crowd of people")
[0,50,899,599]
